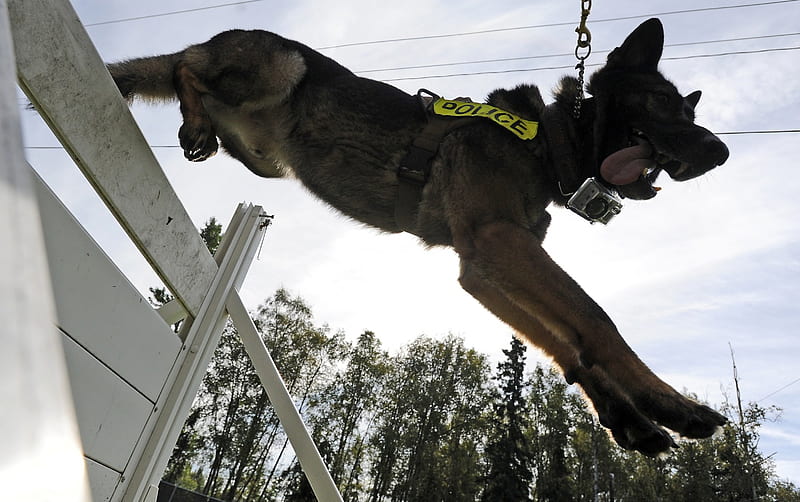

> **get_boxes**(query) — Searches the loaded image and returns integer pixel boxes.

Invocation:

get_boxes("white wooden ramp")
[0,1,90,501]
[4,0,343,500]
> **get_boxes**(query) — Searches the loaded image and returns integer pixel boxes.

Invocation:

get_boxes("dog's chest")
[203,97,295,177]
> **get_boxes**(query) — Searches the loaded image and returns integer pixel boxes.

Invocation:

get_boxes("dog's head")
[587,18,729,200]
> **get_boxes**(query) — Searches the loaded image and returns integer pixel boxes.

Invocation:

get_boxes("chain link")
[573,0,592,119]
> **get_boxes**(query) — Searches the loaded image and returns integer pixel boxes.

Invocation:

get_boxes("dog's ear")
[606,18,664,71]
[685,90,702,109]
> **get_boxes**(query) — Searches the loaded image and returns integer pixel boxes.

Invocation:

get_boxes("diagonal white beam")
[227,291,344,502]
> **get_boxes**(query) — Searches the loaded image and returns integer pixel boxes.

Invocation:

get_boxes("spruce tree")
[483,335,533,501]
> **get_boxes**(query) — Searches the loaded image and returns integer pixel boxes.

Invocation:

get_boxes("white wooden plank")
[8,0,217,317]
[36,169,182,401]
[62,333,154,473]
[85,458,122,502]
[0,2,90,500]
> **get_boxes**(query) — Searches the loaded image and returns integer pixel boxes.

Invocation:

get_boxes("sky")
[17,0,800,485]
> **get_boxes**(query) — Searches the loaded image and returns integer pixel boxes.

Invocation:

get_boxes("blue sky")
[19,0,800,484]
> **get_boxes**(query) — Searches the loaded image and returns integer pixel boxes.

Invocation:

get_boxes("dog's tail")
[107,52,182,103]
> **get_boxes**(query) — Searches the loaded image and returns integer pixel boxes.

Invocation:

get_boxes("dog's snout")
[705,136,729,166]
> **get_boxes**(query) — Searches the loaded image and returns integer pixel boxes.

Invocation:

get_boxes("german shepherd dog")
[109,18,730,455]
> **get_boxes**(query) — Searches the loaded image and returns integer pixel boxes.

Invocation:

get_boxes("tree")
[160,287,343,501]
[156,273,800,501]
[200,216,223,255]
[483,335,533,502]
[302,331,389,500]
[570,405,622,502]
[525,364,579,502]
[367,335,491,502]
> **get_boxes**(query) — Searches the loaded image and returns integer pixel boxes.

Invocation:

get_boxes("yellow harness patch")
[432,98,539,140]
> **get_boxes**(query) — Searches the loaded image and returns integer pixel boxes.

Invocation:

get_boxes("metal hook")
[575,23,591,49]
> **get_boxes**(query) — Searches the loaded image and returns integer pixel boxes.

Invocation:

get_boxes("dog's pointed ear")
[606,18,664,71]
[685,90,702,109]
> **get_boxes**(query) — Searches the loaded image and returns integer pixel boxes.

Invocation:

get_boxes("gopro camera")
[567,178,623,225]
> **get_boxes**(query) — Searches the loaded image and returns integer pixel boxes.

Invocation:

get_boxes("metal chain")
[573,0,592,119]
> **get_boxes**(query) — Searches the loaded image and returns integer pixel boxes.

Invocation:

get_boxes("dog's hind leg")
[455,221,726,454]
[109,30,312,164]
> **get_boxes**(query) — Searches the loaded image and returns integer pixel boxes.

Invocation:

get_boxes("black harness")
[395,89,541,232]
[394,90,477,232]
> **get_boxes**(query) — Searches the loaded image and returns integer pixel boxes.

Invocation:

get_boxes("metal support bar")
[120,204,265,502]
[0,1,90,500]
[226,292,343,502]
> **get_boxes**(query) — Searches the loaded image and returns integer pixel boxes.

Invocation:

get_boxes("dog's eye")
[652,92,670,105]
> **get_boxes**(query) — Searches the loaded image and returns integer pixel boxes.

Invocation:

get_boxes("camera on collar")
[567,178,623,225]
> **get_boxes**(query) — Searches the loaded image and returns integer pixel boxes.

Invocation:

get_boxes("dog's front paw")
[574,367,678,456]
[634,389,727,440]
[604,408,677,457]
[179,121,218,162]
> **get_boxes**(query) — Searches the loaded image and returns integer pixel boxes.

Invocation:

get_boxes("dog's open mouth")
[599,130,691,199]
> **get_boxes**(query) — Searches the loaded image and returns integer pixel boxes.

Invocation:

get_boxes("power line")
[664,45,800,60]
[355,32,800,74]
[25,145,182,150]
[21,128,800,153]
[717,129,800,135]
[84,0,268,27]
[758,376,800,402]
[379,46,800,81]
[317,0,800,50]
[81,0,800,47]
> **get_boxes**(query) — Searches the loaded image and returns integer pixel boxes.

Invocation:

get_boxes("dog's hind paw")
[179,122,218,162]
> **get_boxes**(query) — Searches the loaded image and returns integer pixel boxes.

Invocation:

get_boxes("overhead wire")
[20,37,800,141]
[758,376,800,402]
[316,0,799,50]
[83,0,268,27]
[80,0,800,50]
[355,32,800,74]
[378,46,800,81]
[22,129,800,153]
[26,1,800,145]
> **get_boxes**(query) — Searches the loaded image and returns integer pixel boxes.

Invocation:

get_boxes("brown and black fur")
[108,18,730,456]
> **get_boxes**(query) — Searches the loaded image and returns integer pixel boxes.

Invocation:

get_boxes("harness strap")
[541,103,586,197]
[395,92,475,232]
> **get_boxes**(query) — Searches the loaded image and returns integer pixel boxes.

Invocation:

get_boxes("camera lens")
[585,198,608,219]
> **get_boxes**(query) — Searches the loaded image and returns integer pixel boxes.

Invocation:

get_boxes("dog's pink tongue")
[600,144,654,185]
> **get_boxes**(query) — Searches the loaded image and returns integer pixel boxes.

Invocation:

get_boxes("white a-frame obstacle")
[1,1,342,500]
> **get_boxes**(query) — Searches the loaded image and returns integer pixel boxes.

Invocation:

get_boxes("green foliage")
[200,217,223,256]
[161,288,800,502]
[367,334,492,502]
[483,336,533,501]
